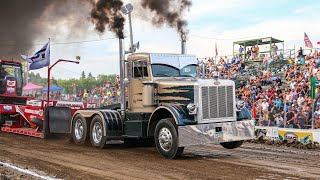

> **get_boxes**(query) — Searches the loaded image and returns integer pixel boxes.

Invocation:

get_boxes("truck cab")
[70,52,255,159]
[0,60,23,96]
[0,60,26,129]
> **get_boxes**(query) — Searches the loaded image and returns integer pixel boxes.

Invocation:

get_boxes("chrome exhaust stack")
[181,34,187,54]
[181,39,187,54]
[119,38,126,119]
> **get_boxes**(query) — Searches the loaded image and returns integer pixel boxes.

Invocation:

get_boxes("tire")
[220,141,244,149]
[90,115,107,149]
[0,115,4,128]
[154,118,184,159]
[72,114,88,145]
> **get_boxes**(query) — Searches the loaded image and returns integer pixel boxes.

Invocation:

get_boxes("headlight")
[187,103,197,115]
[236,101,245,110]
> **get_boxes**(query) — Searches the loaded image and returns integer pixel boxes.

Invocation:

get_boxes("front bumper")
[178,120,255,147]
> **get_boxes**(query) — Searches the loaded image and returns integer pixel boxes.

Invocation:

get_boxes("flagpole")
[215,42,218,64]
[47,38,51,107]
[25,62,29,85]
[44,38,51,138]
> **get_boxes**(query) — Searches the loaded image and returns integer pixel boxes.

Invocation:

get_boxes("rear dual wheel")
[72,115,88,145]
[72,115,107,148]
[90,116,107,148]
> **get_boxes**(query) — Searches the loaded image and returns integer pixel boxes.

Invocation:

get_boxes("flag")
[215,42,218,56]
[304,32,313,48]
[21,41,50,70]
[317,41,320,45]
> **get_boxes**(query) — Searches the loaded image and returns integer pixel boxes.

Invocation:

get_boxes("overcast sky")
[29,0,320,79]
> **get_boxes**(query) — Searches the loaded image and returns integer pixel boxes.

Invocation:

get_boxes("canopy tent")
[42,85,63,92]
[23,82,43,91]
[233,37,284,60]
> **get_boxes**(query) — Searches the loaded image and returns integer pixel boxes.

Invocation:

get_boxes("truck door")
[127,60,153,112]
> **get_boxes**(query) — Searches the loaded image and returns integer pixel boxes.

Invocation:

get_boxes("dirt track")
[0,131,319,180]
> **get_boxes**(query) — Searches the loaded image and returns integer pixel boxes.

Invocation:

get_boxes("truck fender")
[147,105,192,137]
[71,110,123,137]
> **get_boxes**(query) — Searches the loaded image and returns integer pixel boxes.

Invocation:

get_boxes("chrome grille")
[202,87,209,119]
[226,86,234,117]
[201,86,234,119]
[209,87,218,118]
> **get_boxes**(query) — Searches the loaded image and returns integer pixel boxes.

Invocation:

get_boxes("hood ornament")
[213,78,220,85]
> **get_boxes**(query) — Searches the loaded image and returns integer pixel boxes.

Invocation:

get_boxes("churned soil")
[0,131,319,180]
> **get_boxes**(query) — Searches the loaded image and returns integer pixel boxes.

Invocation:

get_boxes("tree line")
[28,71,117,94]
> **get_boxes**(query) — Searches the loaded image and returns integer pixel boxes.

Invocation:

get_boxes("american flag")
[304,32,313,48]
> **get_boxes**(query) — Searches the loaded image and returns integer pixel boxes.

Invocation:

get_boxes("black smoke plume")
[140,0,192,40]
[0,0,91,60]
[89,0,125,38]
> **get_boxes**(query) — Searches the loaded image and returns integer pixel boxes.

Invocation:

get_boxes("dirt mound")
[248,138,320,150]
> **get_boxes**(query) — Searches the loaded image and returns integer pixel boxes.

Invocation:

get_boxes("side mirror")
[125,62,133,79]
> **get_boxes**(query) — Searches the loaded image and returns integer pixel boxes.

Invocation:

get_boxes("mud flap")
[48,107,72,134]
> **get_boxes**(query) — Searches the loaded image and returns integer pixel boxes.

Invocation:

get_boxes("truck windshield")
[0,64,22,80]
[152,64,197,77]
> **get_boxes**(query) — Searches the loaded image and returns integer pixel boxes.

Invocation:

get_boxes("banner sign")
[278,130,313,144]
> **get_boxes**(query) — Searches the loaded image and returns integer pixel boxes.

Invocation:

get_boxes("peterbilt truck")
[68,39,255,159]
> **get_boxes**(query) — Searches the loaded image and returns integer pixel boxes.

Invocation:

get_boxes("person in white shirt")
[314,107,320,116]
[290,80,296,89]
[275,113,284,126]
[297,94,305,107]
[313,67,318,75]
[261,99,269,112]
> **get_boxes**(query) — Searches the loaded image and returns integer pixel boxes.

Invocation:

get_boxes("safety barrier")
[255,126,320,144]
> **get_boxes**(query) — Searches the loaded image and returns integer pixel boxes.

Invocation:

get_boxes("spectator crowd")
[198,46,320,129]
[72,75,122,106]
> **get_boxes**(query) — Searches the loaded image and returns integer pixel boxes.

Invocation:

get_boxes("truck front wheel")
[72,114,88,145]
[90,116,107,149]
[220,141,244,149]
[154,118,184,159]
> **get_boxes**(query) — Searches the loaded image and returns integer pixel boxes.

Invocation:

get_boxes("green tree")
[81,71,86,79]
[51,76,58,86]
[88,72,93,79]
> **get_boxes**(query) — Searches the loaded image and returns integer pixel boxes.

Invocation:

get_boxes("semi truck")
[67,39,254,158]
[0,39,255,159]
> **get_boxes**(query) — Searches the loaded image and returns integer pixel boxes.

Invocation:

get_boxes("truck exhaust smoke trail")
[89,0,125,38]
[0,0,192,59]
[88,0,192,40]
[0,0,91,60]
[140,0,192,40]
